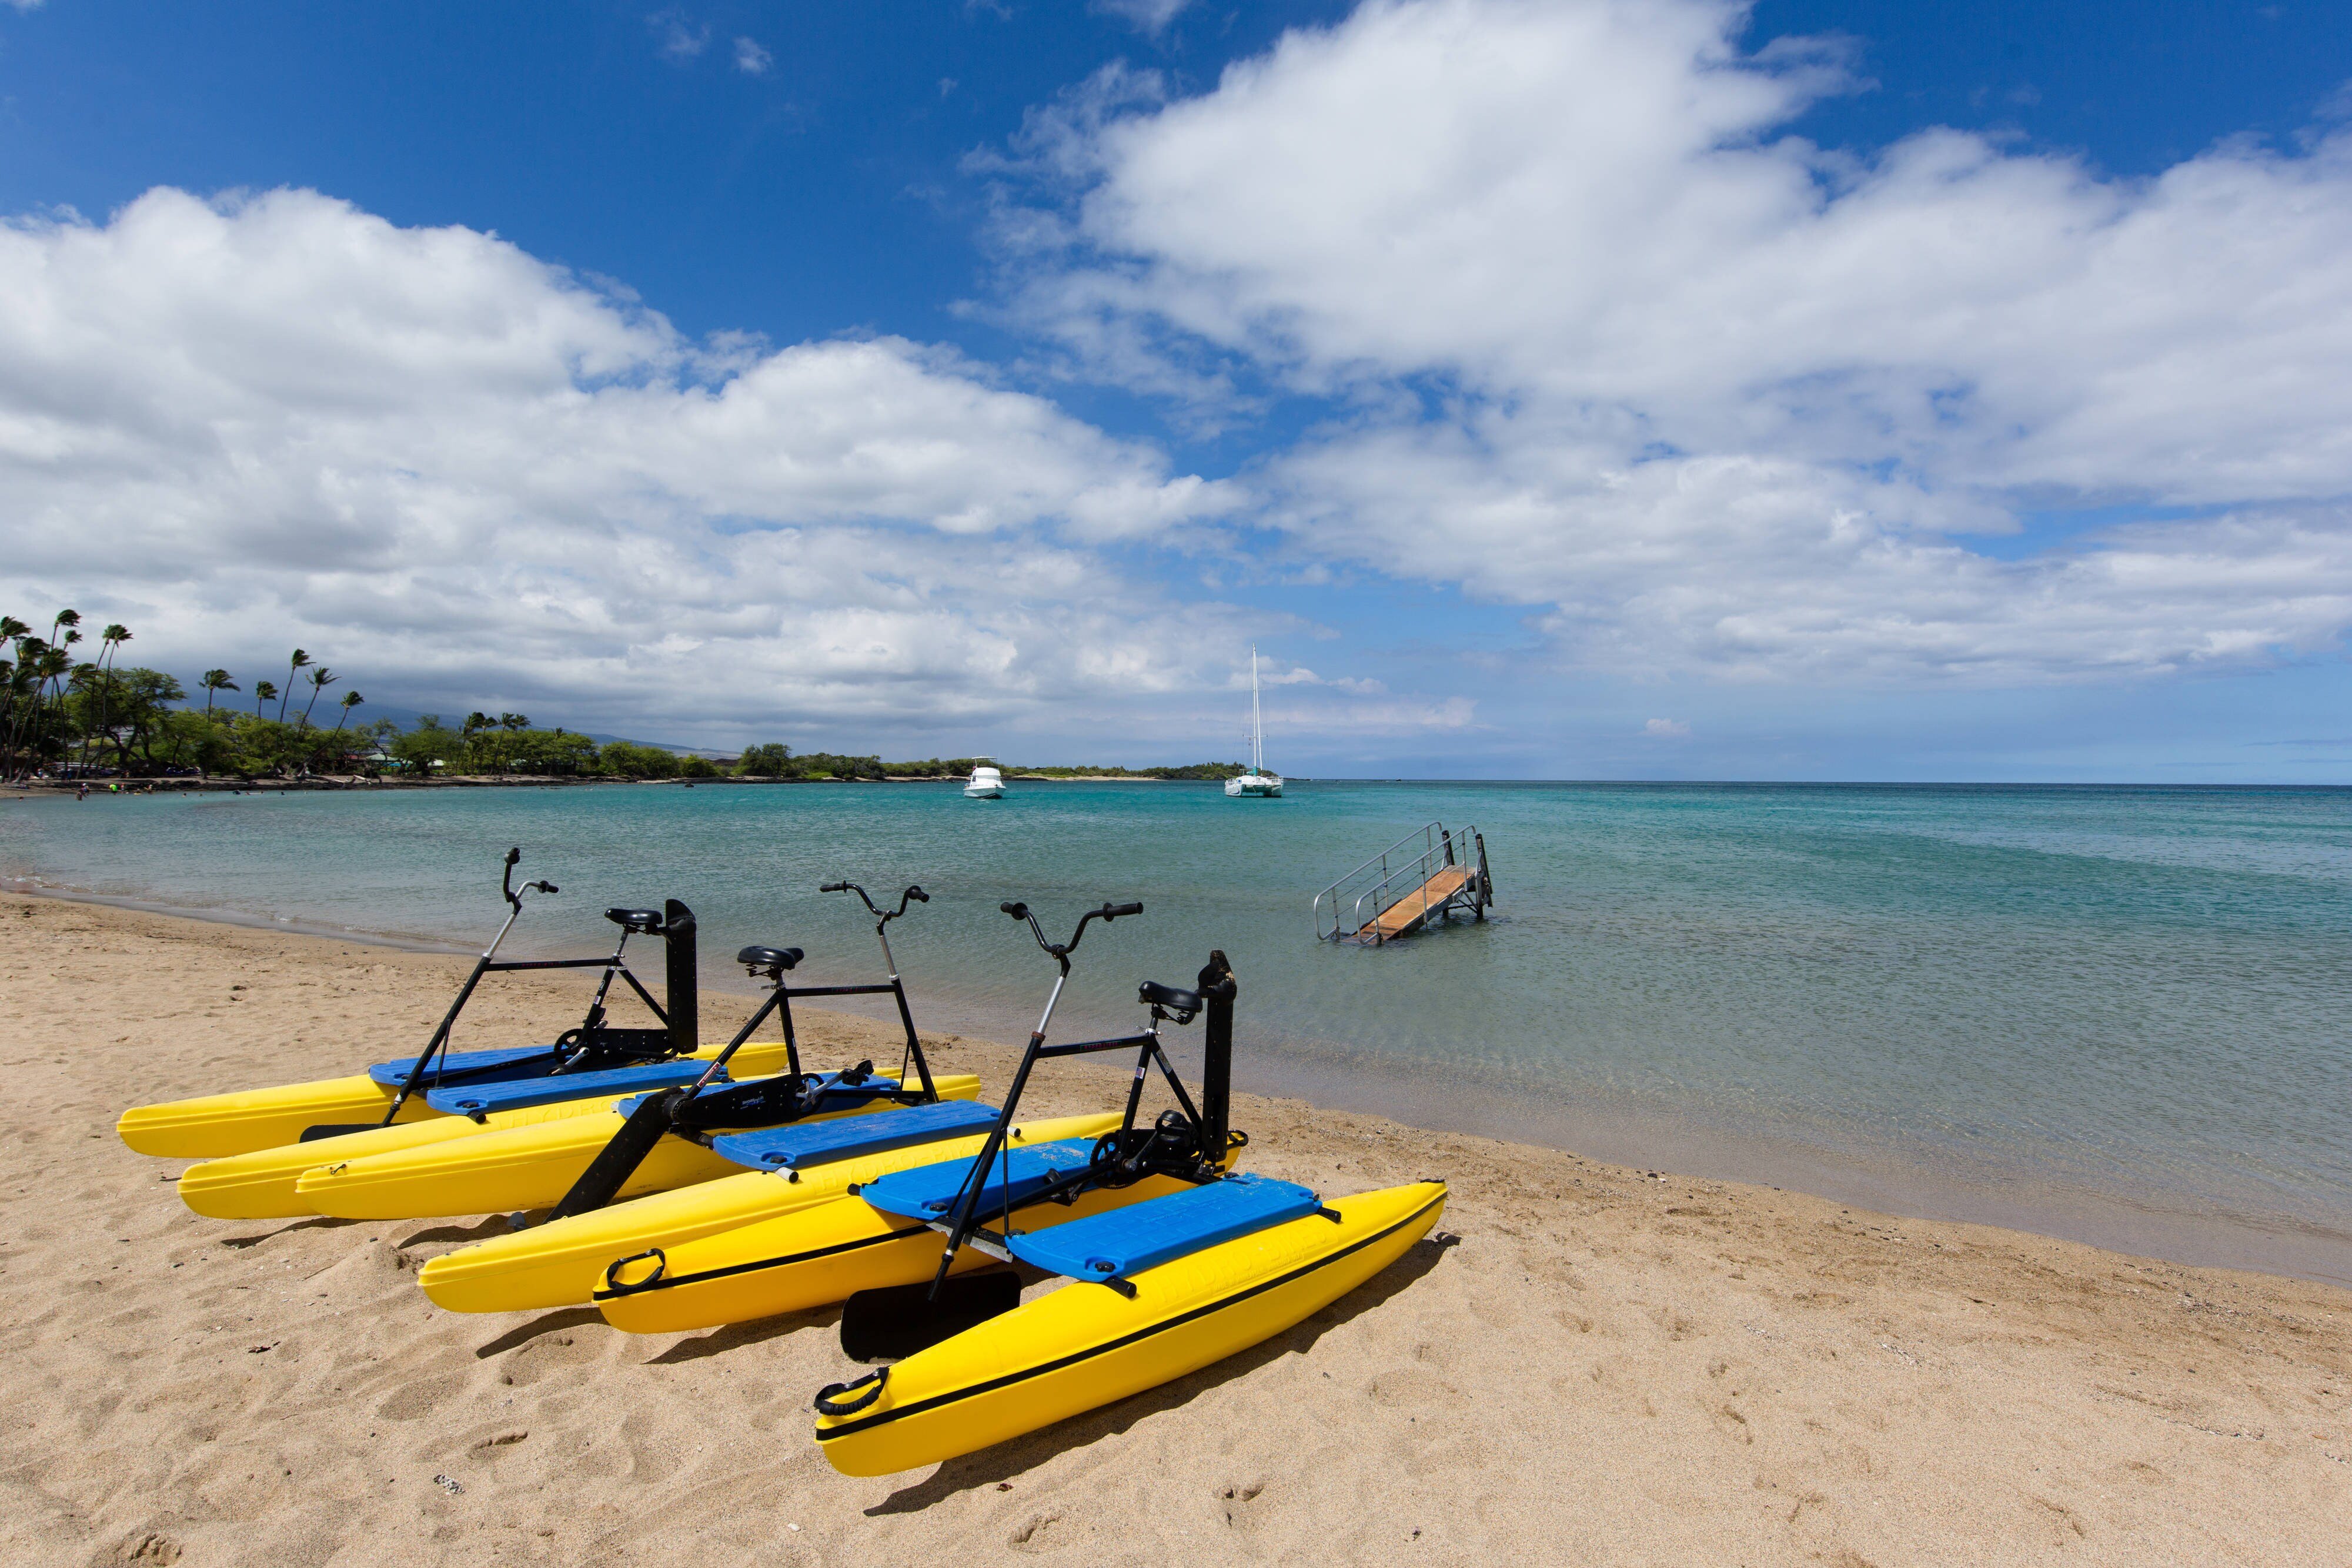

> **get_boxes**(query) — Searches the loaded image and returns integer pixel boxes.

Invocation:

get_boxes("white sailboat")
[964,762,1005,800]
[1225,647,1284,798]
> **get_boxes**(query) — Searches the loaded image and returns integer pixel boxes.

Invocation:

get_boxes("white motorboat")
[964,764,1005,800]
[1225,647,1284,798]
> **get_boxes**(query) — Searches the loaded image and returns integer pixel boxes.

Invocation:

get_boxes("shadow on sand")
[220,1214,365,1249]
[473,1307,604,1359]
[646,1305,841,1364]
[863,1230,1461,1515]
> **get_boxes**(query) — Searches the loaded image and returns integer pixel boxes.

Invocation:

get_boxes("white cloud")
[650,9,710,62]
[985,0,2352,684]
[733,36,773,75]
[0,188,1254,741]
[1094,0,1194,36]
[1644,718,1691,738]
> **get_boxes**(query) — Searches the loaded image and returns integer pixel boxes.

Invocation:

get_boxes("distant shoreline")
[2,771,1212,798]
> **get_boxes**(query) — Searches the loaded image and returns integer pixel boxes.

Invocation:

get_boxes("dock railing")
[1315,821,1492,943]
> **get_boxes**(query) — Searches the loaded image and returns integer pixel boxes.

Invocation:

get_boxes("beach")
[4,891,2347,1565]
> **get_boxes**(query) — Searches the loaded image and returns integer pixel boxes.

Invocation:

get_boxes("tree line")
[2,609,1244,783]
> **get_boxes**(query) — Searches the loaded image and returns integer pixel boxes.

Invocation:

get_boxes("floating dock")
[1315,823,1494,944]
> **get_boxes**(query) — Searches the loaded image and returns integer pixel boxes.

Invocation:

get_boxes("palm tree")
[298,665,338,728]
[253,679,278,718]
[280,649,310,721]
[200,670,238,713]
[83,623,131,767]
[334,690,364,731]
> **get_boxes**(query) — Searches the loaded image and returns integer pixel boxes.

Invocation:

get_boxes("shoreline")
[2,772,1209,798]
[8,874,2345,1292]
[4,890,2347,1562]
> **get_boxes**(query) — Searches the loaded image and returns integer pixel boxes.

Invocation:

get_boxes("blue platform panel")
[1005,1173,1321,1281]
[366,1045,557,1087]
[710,1097,1000,1171]
[420,1060,726,1115]
[858,1138,1100,1221]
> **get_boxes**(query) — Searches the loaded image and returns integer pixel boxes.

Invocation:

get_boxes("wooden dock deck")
[1355,864,1473,941]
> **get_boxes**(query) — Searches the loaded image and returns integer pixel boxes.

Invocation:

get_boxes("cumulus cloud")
[983,0,2352,684]
[733,36,773,75]
[1644,719,1691,738]
[0,188,1256,741]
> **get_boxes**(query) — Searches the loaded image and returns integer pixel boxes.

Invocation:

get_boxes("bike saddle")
[738,945,804,972]
[1138,980,1203,1018]
[605,907,666,933]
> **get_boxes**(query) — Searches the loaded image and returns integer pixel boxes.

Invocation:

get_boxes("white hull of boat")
[1225,773,1283,798]
[965,766,1005,800]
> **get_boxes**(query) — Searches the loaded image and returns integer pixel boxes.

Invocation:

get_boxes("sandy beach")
[2,891,2346,1566]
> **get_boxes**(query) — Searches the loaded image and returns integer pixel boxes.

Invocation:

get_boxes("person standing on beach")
[75,781,87,801]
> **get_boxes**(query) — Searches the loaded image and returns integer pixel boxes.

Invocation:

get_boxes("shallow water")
[8,779,2350,1281]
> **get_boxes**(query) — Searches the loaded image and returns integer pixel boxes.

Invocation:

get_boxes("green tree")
[199,669,238,713]
[253,679,278,718]
[334,690,364,730]
[597,741,680,779]
[390,714,462,776]
[280,649,310,721]
[298,665,338,728]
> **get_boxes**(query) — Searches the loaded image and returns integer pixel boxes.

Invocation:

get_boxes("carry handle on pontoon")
[297,851,697,1141]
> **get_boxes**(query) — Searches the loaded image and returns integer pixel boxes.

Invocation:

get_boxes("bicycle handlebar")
[499,848,556,908]
[824,881,929,923]
[1001,898,1143,968]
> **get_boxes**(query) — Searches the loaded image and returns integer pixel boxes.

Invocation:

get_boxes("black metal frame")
[918,897,1240,1300]
[540,880,942,1223]
[307,850,699,1139]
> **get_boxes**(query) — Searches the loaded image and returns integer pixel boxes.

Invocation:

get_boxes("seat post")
[1197,950,1235,1159]
[663,900,698,1055]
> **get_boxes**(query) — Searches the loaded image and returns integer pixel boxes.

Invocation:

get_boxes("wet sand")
[2,892,2346,1564]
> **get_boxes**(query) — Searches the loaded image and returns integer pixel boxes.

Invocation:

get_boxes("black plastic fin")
[543,1088,679,1223]
[298,1123,371,1142]
[838,1270,1022,1362]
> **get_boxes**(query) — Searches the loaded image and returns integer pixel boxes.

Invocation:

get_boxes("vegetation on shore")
[2,609,1243,783]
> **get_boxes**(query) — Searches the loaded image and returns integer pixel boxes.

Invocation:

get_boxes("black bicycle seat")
[737,945,803,971]
[605,907,666,932]
[1138,980,1203,1014]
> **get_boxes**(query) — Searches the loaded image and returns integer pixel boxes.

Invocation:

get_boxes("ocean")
[8,778,2348,1282]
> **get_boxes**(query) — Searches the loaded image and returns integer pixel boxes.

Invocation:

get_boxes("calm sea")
[8,780,2349,1282]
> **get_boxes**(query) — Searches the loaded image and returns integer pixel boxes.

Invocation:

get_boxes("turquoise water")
[7,780,2350,1279]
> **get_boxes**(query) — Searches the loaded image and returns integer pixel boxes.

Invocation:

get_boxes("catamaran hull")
[415,1111,1126,1315]
[115,1039,786,1161]
[812,1180,1445,1476]
[289,1072,983,1222]
[594,1164,1222,1336]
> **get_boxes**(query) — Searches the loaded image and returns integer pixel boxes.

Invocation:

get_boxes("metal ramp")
[1314,822,1495,944]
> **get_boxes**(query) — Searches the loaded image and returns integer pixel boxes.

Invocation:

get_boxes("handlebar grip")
[906,886,929,903]
[534,881,559,895]
[820,881,847,893]
[505,847,520,865]
[1103,902,1143,919]
[1000,901,1029,919]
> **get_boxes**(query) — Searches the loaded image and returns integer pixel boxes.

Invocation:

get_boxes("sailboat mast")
[1250,646,1262,774]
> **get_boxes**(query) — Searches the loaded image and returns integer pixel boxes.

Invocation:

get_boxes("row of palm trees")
[4,610,367,778]
[195,645,365,730]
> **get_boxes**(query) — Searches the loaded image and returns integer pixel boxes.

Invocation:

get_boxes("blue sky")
[4,0,2351,779]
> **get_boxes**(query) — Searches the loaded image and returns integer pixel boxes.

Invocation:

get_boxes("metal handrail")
[1314,821,1447,941]
[1348,825,1472,944]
